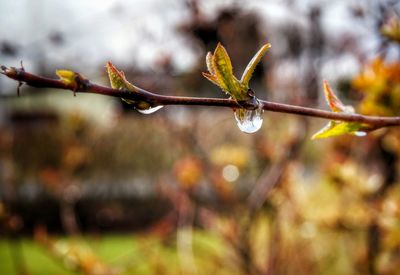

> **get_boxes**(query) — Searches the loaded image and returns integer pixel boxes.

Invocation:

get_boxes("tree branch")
[1,65,400,128]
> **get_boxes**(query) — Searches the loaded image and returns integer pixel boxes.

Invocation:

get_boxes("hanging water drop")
[354,131,367,137]
[137,105,164,114]
[234,106,263,133]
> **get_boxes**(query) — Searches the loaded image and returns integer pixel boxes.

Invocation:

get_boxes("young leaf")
[240,43,271,88]
[202,73,220,87]
[106,62,138,92]
[312,121,372,139]
[56,70,77,87]
[106,62,151,109]
[203,44,247,101]
[312,81,374,139]
[323,80,354,113]
[202,42,272,102]
[56,70,89,95]
[212,43,242,98]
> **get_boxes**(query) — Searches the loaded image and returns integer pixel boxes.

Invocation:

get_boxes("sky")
[0,0,382,73]
[0,0,396,105]
[0,0,195,73]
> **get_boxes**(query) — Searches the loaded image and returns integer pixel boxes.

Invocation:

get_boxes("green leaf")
[312,121,372,139]
[240,43,271,88]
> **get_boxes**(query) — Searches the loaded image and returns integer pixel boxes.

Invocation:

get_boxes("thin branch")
[1,65,400,128]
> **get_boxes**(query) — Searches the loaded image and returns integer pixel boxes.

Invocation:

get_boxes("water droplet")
[137,105,164,114]
[354,131,367,137]
[234,106,263,133]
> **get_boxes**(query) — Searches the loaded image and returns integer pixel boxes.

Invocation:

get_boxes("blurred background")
[0,0,400,274]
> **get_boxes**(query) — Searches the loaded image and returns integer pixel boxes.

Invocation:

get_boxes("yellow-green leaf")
[240,43,271,88]
[313,80,376,139]
[202,42,272,101]
[312,121,372,139]
[106,61,138,92]
[202,72,220,87]
[56,70,77,86]
[106,62,152,110]
[203,47,231,95]
[212,43,244,99]
[323,80,354,113]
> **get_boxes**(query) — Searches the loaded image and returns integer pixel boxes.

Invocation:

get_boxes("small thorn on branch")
[16,62,25,96]
[17,82,23,96]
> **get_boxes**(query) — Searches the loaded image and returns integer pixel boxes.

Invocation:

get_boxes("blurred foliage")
[353,58,400,116]
[381,15,400,43]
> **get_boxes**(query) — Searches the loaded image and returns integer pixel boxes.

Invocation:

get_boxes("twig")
[1,66,400,127]
[248,118,308,212]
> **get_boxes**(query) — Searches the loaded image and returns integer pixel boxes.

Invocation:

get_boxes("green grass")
[0,238,75,275]
[0,232,229,275]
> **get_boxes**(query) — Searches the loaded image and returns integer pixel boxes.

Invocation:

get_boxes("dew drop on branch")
[234,107,263,133]
[137,105,164,114]
[354,131,367,137]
